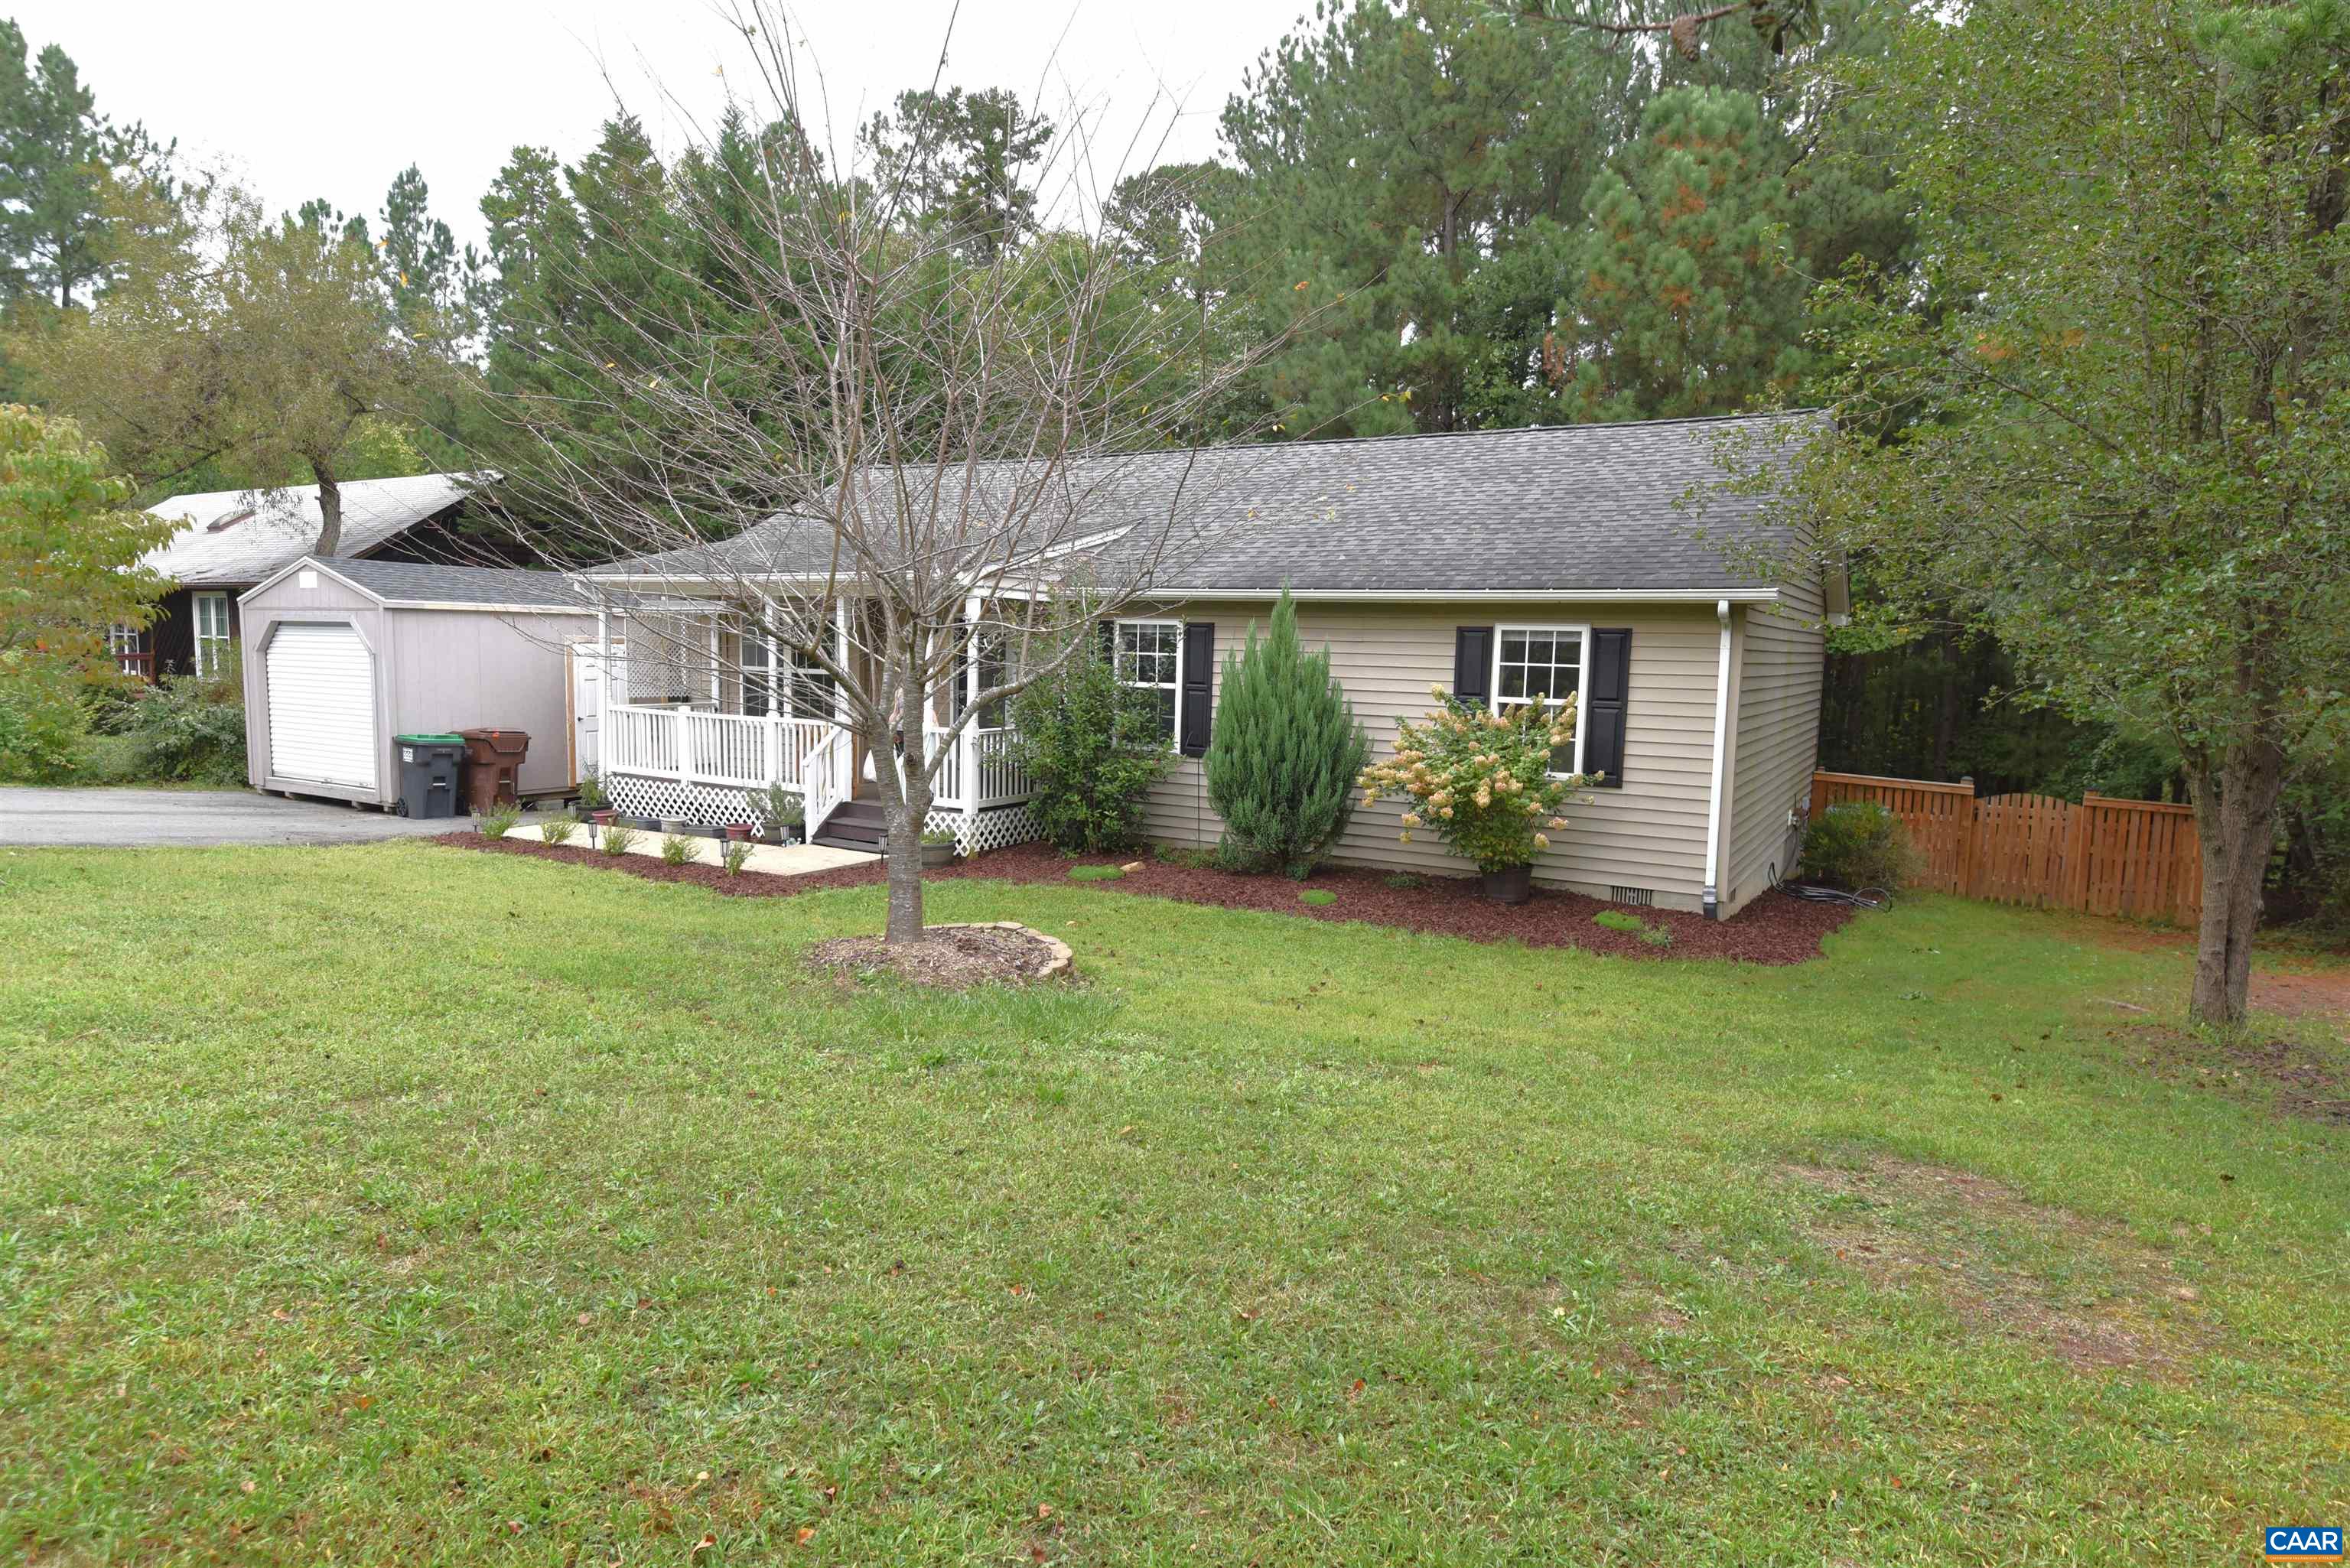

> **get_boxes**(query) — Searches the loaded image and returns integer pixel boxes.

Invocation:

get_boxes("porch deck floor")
[500,823,877,876]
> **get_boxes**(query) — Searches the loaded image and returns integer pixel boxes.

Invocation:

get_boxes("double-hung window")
[107,623,144,675]
[1492,625,1590,776]
[1113,620,1181,745]
[952,629,1011,729]
[739,632,779,717]
[192,593,231,676]
[786,645,836,721]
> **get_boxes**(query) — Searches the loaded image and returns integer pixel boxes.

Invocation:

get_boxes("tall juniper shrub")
[1204,590,1370,878]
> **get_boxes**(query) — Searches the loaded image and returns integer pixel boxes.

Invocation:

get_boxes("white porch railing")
[605,704,1036,821]
[924,724,1033,809]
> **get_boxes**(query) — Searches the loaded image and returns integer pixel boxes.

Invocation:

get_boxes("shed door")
[266,623,377,790]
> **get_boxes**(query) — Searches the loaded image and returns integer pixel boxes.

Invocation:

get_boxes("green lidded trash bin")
[394,734,466,818]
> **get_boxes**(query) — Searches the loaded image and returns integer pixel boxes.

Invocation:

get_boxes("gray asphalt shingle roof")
[590,412,1820,595]
[142,474,478,586]
[309,557,591,610]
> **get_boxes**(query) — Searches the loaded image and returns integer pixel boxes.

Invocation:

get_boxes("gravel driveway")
[0,788,467,848]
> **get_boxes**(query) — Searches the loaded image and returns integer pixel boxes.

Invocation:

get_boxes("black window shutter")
[1584,628,1632,788]
[1452,626,1493,708]
[1097,619,1116,662]
[1179,621,1215,757]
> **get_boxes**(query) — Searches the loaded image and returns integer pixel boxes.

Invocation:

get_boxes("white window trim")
[1490,622,1592,778]
[1114,617,1183,749]
[192,592,231,676]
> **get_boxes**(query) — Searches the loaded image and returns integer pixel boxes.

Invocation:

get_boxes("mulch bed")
[808,923,1069,989]
[435,832,1854,964]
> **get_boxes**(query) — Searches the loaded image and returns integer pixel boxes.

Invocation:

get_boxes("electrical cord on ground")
[1765,857,1894,909]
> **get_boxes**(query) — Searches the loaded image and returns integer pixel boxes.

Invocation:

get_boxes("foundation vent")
[1609,886,1655,906]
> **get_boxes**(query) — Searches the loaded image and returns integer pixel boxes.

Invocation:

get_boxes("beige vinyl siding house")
[578,412,1833,912]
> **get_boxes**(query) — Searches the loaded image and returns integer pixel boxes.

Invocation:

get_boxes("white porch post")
[961,594,982,811]
[708,617,721,708]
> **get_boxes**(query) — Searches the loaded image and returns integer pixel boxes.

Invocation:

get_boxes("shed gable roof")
[249,556,591,611]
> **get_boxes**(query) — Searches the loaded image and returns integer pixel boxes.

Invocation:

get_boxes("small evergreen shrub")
[575,766,609,813]
[1008,636,1174,854]
[659,832,695,865]
[1801,802,1921,890]
[1382,872,1423,891]
[1204,589,1370,879]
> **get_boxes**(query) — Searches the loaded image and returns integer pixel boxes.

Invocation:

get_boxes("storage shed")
[237,557,599,810]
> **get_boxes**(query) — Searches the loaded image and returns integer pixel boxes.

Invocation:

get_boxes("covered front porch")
[588,595,1041,856]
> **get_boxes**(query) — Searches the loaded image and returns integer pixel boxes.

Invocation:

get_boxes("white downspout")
[1702,598,1733,921]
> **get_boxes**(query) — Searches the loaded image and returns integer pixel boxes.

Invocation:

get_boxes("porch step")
[811,798,890,854]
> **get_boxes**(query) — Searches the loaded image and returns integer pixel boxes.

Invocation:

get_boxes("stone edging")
[928,920,1076,981]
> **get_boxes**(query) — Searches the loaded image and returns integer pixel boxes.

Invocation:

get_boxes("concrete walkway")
[0,787,467,847]
[500,821,875,876]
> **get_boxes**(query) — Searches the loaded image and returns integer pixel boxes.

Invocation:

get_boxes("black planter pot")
[919,841,957,870]
[1480,864,1534,905]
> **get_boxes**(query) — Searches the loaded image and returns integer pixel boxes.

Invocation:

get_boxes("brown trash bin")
[457,727,530,812]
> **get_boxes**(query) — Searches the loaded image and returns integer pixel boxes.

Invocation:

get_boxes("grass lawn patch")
[1066,863,1125,882]
[1297,889,1338,906]
[1,841,2342,1563]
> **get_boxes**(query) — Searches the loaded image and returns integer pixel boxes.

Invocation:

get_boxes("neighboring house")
[575,413,1835,918]
[116,473,519,680]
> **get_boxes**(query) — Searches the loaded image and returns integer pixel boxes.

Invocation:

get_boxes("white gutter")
[1701,598,1733,920]
[1138,587,1782,605]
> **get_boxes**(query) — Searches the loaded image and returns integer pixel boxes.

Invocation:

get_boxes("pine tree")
[1204,589,1370,878]
[1569,86,1811,419]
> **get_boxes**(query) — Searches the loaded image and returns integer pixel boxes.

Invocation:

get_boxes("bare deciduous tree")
[491,5,1305,945]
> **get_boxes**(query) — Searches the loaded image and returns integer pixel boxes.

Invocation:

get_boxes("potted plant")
[722,822,752,844]
[575,766,609,818]
[744,782,806,846]
[919,825,959,869]
[1356,687,1589,904]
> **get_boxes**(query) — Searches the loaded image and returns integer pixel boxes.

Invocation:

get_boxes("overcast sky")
[11,0,1303,253]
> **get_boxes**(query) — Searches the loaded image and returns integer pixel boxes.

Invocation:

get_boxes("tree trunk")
[867,714,931,945]
[314,466,344,557]
[2186,739,2285,1028]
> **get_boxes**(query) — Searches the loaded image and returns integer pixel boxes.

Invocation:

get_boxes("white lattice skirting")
[605,775,767,828]
[607,774,1041,857]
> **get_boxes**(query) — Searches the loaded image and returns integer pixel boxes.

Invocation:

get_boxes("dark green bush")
[1203,588,1370,878]
[0,677,90,781]
[1800,802,1921,890]
[1007,637,1174,854]
[108,658,247,784]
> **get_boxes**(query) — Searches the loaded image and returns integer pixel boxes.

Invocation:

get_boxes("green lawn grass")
[1,842,2342,1564]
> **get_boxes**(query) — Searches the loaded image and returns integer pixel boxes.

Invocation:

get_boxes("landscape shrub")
[1203,589,1369,878]
[539,811,580,846]
[1007,636,1173,854]
[474,803,524,841]
[1800,802,1921,890]
[1358,690,1584,872]
[659,832,695,865]
[104,658,246,784]
[600,823,640,857]
[719,838,753,875]
[0,676,90,782]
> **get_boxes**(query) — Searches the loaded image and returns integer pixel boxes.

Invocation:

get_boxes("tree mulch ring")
[920,842,1855,964]
[807,922,1073,989]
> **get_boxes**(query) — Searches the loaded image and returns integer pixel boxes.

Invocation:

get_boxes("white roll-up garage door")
[265,623,377,790]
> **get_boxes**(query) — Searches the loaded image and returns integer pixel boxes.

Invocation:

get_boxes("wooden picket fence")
[1808,770,2204,923]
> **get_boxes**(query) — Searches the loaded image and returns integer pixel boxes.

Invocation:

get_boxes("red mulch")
[435,832,1854,963]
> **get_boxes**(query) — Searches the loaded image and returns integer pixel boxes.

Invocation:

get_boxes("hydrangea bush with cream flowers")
[1356,687,1588,873]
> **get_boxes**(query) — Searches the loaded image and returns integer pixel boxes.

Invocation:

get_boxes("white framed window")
[1114,619,1182,744]
[1492,624,1590,776]
[192,593,231,676]
[786,645,836,721]
[739,631,779,717]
